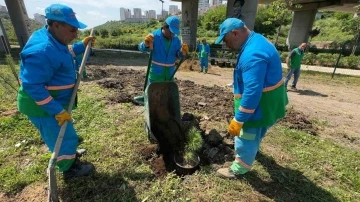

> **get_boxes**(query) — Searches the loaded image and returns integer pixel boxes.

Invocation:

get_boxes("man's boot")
[199,68,203,73]
[63,160,94,178]
[216,168,237,179]
[204,68,208,74]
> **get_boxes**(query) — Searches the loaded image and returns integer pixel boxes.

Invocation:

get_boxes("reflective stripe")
[36,96,52,105]
[46,84,75,90]
[152,60,175,67]
[19,79,75,90]
[235,157,252,169]
[239,106,255,113]
[57,154,76,162]
[234,94,242,98]
[263,78,284,92]
[68,45,76,57]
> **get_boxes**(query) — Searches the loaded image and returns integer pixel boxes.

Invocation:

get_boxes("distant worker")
[138,16,188,84]
[284,42,307,91]
[198,39,211,73]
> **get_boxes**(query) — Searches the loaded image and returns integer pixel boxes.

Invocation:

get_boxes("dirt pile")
[279,109,318,135]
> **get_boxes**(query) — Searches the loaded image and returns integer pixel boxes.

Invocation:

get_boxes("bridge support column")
[4,0,31,49]
[181,0,199,51]
[287,9,317,49]
[226,0,258,30]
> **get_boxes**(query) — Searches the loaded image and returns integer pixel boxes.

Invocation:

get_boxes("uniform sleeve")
[138,41,150,52]
[234,51,267,122]
[20,52,64,115]
[70,41,86,56]
[176,38,184,59]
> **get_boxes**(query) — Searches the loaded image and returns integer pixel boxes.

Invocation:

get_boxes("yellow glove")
[228,119,243,136]
[144,34,154,50]
[82,36,96,47]
[55,110,72,126]
[181,42,189,55]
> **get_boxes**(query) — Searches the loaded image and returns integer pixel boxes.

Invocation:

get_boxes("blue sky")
[0,0,182,28]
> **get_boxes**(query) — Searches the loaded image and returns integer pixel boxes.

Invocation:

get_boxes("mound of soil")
[279,109,318,135]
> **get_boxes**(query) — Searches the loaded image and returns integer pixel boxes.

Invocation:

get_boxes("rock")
[198,102,207,107]
[223,138,234,148]
[207,147,219,159]
[207,129,223,146]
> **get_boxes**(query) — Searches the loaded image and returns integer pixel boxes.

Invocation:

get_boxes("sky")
[0,0,182,28]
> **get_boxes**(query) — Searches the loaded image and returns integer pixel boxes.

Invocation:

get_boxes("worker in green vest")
[284,43,307,91]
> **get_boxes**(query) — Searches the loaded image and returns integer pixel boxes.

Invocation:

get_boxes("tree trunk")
[274,25,282,46]
[351,33,359,55]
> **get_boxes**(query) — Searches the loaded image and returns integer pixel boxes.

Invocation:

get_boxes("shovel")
[47,29,94,202]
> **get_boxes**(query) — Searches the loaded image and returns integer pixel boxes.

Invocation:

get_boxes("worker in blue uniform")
[17,4,95,178]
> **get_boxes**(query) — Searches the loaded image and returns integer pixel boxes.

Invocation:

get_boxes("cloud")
[87,10,107,18]
[35,7,45,13]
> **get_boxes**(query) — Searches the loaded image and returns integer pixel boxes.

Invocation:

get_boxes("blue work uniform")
[17,25,86,172]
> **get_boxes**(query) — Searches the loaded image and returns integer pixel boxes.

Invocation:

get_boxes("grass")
[0,63,359,201]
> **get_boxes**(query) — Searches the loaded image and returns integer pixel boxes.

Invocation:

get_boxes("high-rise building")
[169,5,179,15]
[199,0,210,14]
[0,4,7,15]
[148,10,156,19]
[162,10,169,18]
[209,0,222,7]
[133,8,142,18]
[34,13,46,25]
[120,7,132,20]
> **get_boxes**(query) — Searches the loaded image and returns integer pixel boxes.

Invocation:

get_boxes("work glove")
[181,42,189,55]
[82,36,96,47]
[228,119,243,136]
[55,109,72,126]
[144,33,154,50]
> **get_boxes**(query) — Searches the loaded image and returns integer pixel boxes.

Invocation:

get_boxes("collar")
[44,25,68,51]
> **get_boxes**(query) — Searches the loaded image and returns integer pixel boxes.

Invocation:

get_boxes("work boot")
[216,168,237,179]
[204,69,208,74]
[199,68,203,73]
[63,161,94,178]
[76,149,87,158]
[291,86,298,91]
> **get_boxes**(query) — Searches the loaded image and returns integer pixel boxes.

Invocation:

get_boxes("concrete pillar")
[4,0,31,49]
[0,18,11,53]
[226,0,258,30]
[181,0,199,51]
[287,9,317,49]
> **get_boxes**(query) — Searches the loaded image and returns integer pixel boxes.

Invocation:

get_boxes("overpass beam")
[226,0,258,30]
[287,9,317,49]
[180,0,199,51]
[4,0,31,49]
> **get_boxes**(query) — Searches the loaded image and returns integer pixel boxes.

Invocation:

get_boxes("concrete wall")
[181,0,199,51]
[226,0,258,30]
[4,0,30,49]
[287,9,317,49]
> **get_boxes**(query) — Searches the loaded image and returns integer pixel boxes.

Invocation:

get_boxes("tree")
[100,29,109,38]
[341,15,360,55]
[262,0,292,46]
[199,5,226,32]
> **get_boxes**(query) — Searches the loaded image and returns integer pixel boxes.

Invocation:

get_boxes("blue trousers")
[200,57,208,69]
[231,127,268,174]
[284,68,300,88]
[28,116,78,172]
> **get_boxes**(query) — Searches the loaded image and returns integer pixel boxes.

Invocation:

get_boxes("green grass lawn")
[0,63,359,201]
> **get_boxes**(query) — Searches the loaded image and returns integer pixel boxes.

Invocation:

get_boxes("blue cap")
[45,4,87,29]
[215,18,245,44]
[165,16,180,35]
